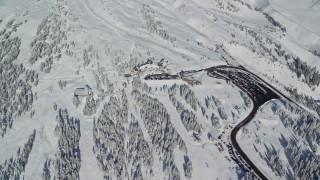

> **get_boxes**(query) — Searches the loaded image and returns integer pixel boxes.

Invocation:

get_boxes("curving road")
[146,65,294,179]
[206,65,283,180]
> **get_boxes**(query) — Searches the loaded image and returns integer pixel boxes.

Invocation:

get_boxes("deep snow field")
[0,0,319,179]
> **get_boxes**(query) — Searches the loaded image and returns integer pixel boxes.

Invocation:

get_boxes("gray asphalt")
[207,65,281,180]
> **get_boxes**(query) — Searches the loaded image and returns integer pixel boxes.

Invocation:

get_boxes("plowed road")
[207,65,282,180]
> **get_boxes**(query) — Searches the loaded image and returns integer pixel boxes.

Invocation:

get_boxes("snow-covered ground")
[0,0,319,179]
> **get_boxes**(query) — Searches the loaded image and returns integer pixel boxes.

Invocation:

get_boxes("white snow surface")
[0,0,319,179]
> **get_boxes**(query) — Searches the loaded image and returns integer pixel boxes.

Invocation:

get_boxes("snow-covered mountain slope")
[0,0,319,179]
[249,0,320,65]
[238,99,320,179]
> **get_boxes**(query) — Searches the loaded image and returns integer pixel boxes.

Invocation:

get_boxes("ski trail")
[78,0,135,64]
[79,118,104,180]
[78,0,122,37]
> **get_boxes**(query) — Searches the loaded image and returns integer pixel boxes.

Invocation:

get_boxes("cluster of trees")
[262,13,286,33]
[0,24,38,137]
[245,27,320,89]
[93,63,111,92]
[312,50,320,57]
[83,93,98,116]
[247,18,319,89]
[274,44,286,58]
[183,156,192,179]
[83,49,91,67]
[239,90,252,108]
[108,49,126,75]
[229,22,285,63]
[288,57,320,87]
[217,107,227,120]
[42,159,51,180]
[205,95,228,121]
[2,19,21,34]
[58,80,67,89]
[74,65,114,114]
[132,90,192,179]
[250,35,279,62]
[259,135,319,179]
[179,85,199,111]
[132,77,152,93]
[74,64,115,114]
[93,63,115,106]
[168,85,183,112]
[40,56,54,73]
[92,87,156,179]
[279,135,319,179]
[275,102,320,153]
[83,46,99,67]
[25,69,39,86]
[29,11,68,73]
[204,96,215,110]
[247,28,320,88]
[285,87,320,114]
[233,0,252,10]
[93,92,130,179]
[72,95,81,108]
[0,130,36,179]
[210,113,221,129]
[118,55,138,76]
[273,42,320,88]
[204,95,228,130]
[258,144,286,177]
[168,84,203,134]
[215,0,239,13]
[140,4,176,43]
[247,29,262,44]
[54,109,81,179]
[104,45,138,76]
[180,110,203,134]
[232,3,285,33]
[127,115,153,179]
[268,102,320,179]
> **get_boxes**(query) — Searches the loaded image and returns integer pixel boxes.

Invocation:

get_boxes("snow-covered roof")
[74,85,92,96]
[180,71,205,82]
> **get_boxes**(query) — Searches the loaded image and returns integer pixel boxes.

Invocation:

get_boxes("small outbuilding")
[74,85,92,97]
